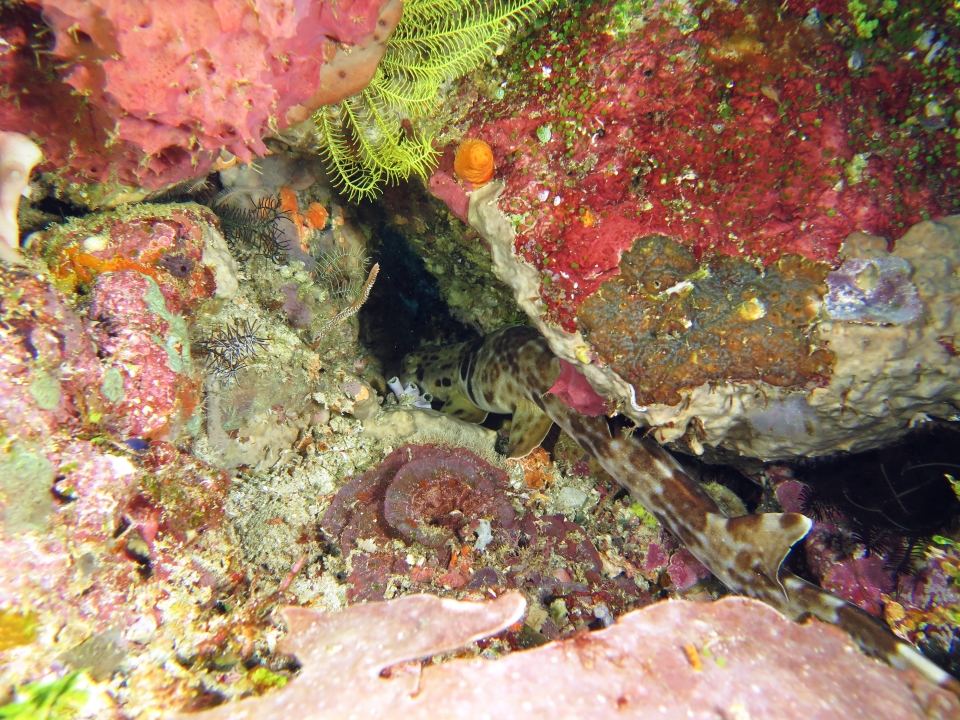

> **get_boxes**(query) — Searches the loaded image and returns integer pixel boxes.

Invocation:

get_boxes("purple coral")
[280,283,314,328]
[824,256,922,325]
[384,456,516,549]
[323,445,517,555]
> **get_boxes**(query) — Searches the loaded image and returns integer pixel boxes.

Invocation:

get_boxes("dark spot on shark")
[779,513,806,532]
[480,366,495,389]
[441,377,451,387]
[566,414,587,436]
[727,513,763,542]
[735,550,754,573]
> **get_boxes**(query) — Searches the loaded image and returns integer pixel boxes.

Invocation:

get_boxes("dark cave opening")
[357,210,476,378]
[794,424,960,550]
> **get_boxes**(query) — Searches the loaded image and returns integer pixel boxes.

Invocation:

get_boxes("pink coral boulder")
[1,0,398,189]
[173,593,960,720]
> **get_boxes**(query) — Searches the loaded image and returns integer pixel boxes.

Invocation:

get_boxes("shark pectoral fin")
[440,390,488,424]
[505,399,555,458]
[722,512,813,600]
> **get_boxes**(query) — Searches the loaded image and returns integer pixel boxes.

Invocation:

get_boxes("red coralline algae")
[10,205,221,441]
[0,439,141,636]
[665,548,712,592]
[642,541,669,574]
[447,0,959,330]
[323,445,432,552]
[45,438,138,543]
[90,276,188,439]
[427,170,471,224]
[323,446,519,547]
[0,268,105,443]
[0,207,220,448]
[0,0,396,189]
[41,204,218,312]
[821,554,895,618]
[577,234,834,405]
[1,432,237,692]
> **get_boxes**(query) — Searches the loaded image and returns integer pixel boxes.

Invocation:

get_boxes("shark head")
[401,326,559,458]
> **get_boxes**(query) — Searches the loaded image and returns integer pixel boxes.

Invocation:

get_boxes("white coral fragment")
[0,132,42,264]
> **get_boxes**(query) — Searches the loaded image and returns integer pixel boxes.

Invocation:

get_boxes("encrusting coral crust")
[577,234,834,406]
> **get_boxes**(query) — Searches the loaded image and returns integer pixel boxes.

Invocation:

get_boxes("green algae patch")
[249,666,289,691]
[628,502,659,530]
[0,670,88,719]
[0,609,39,651]
[29,370,61,411]
[0,443,55,532]
[142,276,191,373]
[578,235,835,406]
[100,367,125,404]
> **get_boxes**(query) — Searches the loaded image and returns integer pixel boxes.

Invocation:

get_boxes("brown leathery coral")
[454,138,495,186]
[578,235,835,406]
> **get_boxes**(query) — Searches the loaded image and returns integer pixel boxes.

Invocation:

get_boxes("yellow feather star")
[314,0,559,201]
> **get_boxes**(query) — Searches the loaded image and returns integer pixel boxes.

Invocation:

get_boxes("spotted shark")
[402,324,960,693]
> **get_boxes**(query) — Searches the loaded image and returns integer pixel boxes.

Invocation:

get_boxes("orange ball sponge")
[454,139,495,186]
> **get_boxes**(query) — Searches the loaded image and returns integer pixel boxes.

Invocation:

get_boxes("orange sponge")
[454,139,495,186]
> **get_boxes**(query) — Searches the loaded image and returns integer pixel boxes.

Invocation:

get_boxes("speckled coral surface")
[0,0,396,189]
[436,0,958,331]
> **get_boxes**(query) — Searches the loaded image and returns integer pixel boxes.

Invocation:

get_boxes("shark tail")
[781,574,960,694]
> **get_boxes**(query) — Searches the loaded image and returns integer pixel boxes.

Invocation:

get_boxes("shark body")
[402,324,959,693]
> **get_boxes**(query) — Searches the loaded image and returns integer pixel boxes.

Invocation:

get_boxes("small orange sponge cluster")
[454,139,495,186]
